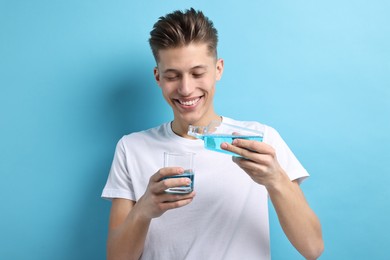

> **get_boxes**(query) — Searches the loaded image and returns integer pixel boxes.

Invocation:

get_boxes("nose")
[177,75,193,96]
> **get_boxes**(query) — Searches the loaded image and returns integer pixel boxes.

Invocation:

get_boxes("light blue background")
[1,1,389,259]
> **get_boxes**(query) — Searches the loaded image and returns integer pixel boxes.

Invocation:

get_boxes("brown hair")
[149,8,218,62]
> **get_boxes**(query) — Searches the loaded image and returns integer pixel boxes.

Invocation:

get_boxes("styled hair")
[149,8,218,62]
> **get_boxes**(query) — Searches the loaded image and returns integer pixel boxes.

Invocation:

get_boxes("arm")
[221,140,324,260]
[267,176,324,260]
[106,167,196,260]
[107,199,149,260]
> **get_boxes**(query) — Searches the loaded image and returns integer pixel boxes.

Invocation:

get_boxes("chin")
[176,113,202,125]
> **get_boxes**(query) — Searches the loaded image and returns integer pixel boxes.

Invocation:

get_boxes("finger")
[232,156,267,173]
[158,176,192,193]
[233,139,277,166]
[160,197,195,211]
[222,139,274,160]
[220,141,255,159]
[159,192,196,210]
[232,139,273,155]
[150,191,195,209]
[231,148,276,169]
[161,191,196,203]
[150,167,184,182]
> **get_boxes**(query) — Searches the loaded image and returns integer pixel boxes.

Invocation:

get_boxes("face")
[154,43,224,133]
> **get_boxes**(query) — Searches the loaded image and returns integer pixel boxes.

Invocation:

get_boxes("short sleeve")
[101,137,136,201]
[264,126,309,183]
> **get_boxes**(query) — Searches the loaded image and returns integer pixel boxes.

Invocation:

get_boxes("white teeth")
[179,98,200,106]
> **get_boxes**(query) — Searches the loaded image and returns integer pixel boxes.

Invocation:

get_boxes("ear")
[153,67,161,87]
[215,58,224,81]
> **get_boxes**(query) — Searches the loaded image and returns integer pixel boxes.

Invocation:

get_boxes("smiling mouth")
[176,97,202,106]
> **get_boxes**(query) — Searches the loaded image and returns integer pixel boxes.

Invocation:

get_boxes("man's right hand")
[135,167,196,219]
[107,167,195,260]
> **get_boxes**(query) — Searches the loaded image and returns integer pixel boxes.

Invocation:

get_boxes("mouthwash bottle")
[188,121,264,157]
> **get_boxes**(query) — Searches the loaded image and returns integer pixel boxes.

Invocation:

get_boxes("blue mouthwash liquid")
[202,135,263,157]
[164,170,194,194]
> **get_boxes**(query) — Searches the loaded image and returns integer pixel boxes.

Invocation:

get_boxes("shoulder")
[115,122,170,150]
[121,122,169,141]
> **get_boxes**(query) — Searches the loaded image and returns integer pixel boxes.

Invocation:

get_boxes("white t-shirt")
[102,117,309,260]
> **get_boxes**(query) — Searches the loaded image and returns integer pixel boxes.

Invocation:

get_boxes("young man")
[102,8,324,260]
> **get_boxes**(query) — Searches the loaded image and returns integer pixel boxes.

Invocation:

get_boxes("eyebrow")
[162,65,208,74]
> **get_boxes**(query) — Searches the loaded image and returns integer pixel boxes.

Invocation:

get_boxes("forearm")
[267,173,324,260]
[107,203,152,260]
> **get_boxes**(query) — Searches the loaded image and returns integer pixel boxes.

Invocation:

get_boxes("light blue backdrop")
[1,1,389,259]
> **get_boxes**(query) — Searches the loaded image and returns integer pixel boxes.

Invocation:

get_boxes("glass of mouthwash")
[188,121,264,157]
[163,152,195,194]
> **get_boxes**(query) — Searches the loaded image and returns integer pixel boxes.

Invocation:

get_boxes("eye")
[164,74,180,81]
[192,72,205,78]
[166,76,178,81]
